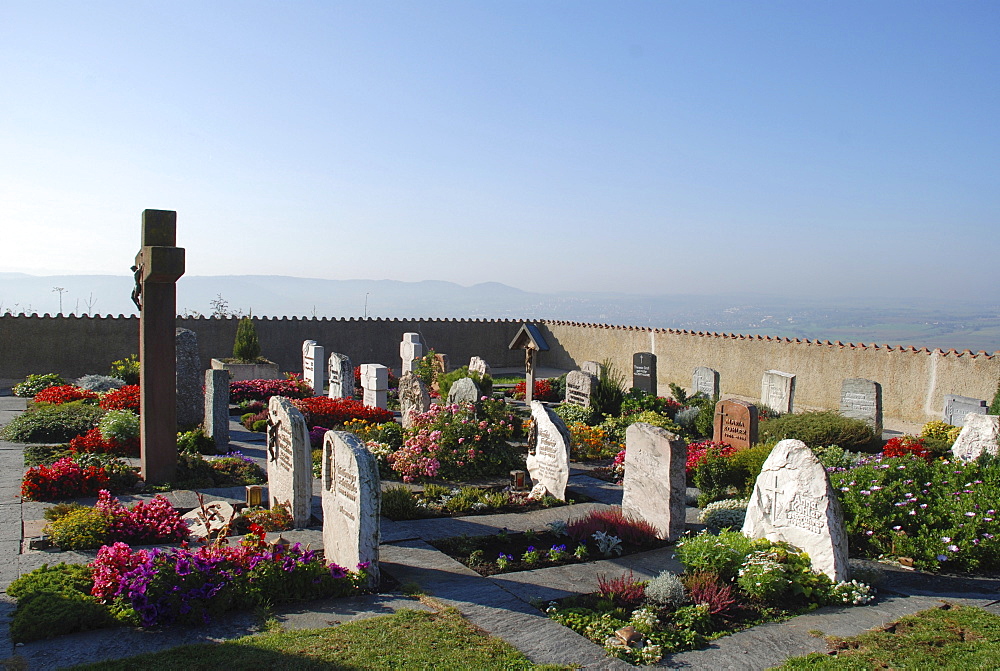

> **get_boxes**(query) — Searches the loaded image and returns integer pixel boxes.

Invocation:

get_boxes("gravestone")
[182,500,236,540]
[526,401,571,500]
[692,366,720,399]
[430,353,449,392]
[448,377,481,405]
[134,209,185,483]
[943,394,988,427]
[322,431,380,588]
[840,378,883,434]
[621,422,686,541]
[565,370,597,407]
[743,439,849,582]
[581,361,601,377]
[951,414,1000,462]
[632,352,657,395]
[175,328,203,428]
[469,356,490,378]
[204,369,230,452]
[266,396,312,527]
[360,364,388,409]
[398,371,431,428]
[761,370,795,413]
[302,340,324,395]
[712,399,758,448]
[327,352,355,400]
[400,333,423,374]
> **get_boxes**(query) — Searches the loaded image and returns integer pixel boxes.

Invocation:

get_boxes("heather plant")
[76,375,126,392]
[597,570,646,608]
[1,401,104,443]
[13,373,66,397]
[831,453,1000,572]
[381,485,420,520]
[209,454,266,486]
[565,507,659,546]
[758,410,879,451]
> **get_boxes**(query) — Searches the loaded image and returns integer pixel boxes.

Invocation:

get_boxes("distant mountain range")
[1,272,997,352]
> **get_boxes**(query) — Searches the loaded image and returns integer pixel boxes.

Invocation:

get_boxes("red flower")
[100,385,141,413]
[33,385,97,405]
[883,436,932,461]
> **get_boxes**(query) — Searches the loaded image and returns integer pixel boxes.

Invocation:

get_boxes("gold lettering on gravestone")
[784,493,825,534]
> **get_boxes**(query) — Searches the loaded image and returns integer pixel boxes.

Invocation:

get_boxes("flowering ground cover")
[379,483,587,520]
[44,490,189,550]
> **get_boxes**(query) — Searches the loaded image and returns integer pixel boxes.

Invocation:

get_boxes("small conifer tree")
[232,316,261,363]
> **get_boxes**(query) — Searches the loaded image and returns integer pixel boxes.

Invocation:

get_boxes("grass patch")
[64,607,562,670]
[780,604,1000,669]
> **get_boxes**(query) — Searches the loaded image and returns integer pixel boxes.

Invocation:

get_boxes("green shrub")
[599,410,682,444]
[8,563,112,643]
[445,487,486,513]
[422,483,451,500]
[413,349,438,387]
[232,316,261,363]
[99,409,139,443]
[73,452,140,493]
[737,551,791,602]
[24,444,74,467]
[252,419,268,432]
[991,379,1000,416]
[173,453,217,489]
[549,373,567,401]
[674,529,753,580]
[13,373,67,397]
[727,441,777,493]
[177,427,217,455]
[438,366,493,400]
[109,355,140,385]
[76,375,126,392]
[590,360,626,419]
[43,501,86,522]
[382,485,420,520]
[698,498,748,532]
[758,411,878,451]
[810,443,864,470]
[210,456,266,486]
[44,507,110,550]
[0,402,104,443]
[554,402,595,426]
[645,570,687,608]
[694,449,748,507]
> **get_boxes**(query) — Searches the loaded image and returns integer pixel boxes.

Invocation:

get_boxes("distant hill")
[1,273,996,352]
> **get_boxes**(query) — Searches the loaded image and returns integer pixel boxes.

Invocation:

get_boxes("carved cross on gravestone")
[763,475,784,521]
[267,417,282,463]
[134,210,185,484]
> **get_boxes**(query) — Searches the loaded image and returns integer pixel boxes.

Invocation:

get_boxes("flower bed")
[21,456,111,500]
[429,507,664,576]
[229,376,313,403]
[380,483,585,521]
[8,529,367,642]
[33,385,98,405]
[546,530,876,666]
[44,490,189,550]
[99,385,140,413]
[291,396,394,427]
[70,426,139,457]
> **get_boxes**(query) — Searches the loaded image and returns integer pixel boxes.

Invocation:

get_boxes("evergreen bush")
[1,402,104,443]
[232,316,261,363]
[758,411,879,451]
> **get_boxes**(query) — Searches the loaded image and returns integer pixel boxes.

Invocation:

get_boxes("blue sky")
[1,1,997,300]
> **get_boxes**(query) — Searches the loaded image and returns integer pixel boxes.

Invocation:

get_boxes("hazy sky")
[2,2,997,300]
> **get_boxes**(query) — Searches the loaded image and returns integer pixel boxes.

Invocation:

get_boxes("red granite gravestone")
[712,399,758,448]
[133,210,185,483]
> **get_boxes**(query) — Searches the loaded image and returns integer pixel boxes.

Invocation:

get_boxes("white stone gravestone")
[526,401,571,500]
[622,423,687,541]
[565,370,596,407]
[182,500,237,540]
[302,340,324,395]
[322,431,380,588]
[692,366,720,399]
[447,377,480,405]
[742,439,849,581]
[327,352,355,400]
[951,414,1000,462]
[360,364,389,409]
[266,396,313,527]
[398,371,431,428]
[840,378,882,435]
[469,356,490,378]
[400,333,423,374]
[581,360,601,377]
[944,394,988,427]
[761,370,796,414]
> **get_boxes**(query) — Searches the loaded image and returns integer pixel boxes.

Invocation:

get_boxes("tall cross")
[135,210,185,484]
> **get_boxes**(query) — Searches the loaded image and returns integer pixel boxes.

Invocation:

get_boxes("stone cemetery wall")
[4,314,998,425]
[536,320,1000,425]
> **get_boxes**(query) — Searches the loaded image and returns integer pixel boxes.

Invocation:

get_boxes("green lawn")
[65,608,563,671]
[780,604,1000,669]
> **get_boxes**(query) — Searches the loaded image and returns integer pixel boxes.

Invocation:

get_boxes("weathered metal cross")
[134,210,185,484]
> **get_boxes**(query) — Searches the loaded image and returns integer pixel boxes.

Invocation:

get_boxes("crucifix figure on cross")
[267,416,282,463]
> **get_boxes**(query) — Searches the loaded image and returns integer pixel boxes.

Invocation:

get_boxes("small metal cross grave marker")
[134,210,185,484]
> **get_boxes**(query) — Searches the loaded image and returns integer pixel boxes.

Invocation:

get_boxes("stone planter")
[210,359,282,382]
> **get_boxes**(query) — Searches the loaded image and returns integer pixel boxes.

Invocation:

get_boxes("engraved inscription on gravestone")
[581,361,601,377]
[265,396,312,527]
[322,431,380,588]
[761,370,795,414]
[712,399,758,449]
[840,378,882,434]
[565,370,596,407]
[632,352,656,395]
[327,352,354,400]
[692,366,720,399]
[525,401,571,500]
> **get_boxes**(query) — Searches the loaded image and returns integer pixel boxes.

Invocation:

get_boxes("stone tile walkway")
[2,395,999,670]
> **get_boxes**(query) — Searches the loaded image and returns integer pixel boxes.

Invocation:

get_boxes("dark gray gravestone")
[204,369,230,452]
[632,352,656,395]
[692,366,720,398]
[943,394,988,427]
[175,328,203,428]
[840,378,882,435]
[565,370,596,407]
